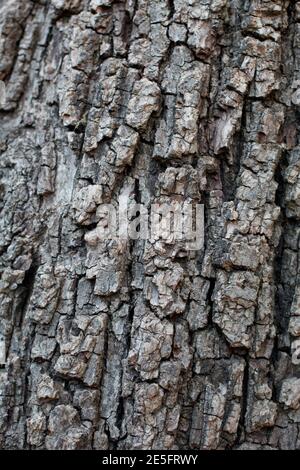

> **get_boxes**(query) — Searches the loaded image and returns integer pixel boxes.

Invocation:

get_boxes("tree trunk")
[0,0,300,451]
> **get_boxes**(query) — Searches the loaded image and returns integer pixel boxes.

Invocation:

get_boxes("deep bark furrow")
[0,0,300,450]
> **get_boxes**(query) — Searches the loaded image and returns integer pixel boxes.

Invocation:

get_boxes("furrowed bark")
[0,0,300,450]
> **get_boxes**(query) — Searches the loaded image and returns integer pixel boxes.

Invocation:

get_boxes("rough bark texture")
[0,0,300,451]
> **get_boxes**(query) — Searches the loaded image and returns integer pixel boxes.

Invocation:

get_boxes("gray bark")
[0,0,300,450]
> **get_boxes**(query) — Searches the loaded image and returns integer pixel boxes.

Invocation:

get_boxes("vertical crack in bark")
[1,0,300,451]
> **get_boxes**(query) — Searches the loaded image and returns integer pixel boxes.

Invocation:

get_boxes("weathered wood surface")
[0,0,300,450]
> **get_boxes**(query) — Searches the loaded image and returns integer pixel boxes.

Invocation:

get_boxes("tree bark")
[0,0,300,450]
